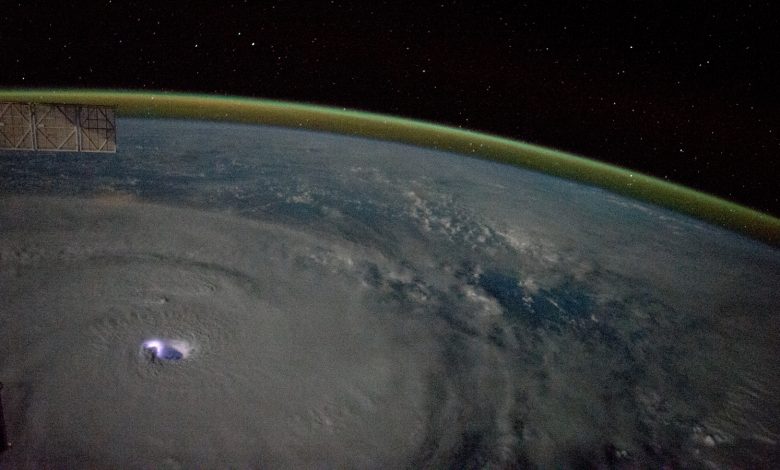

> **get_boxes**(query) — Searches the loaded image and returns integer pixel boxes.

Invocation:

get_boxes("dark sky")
[2,1,777,215]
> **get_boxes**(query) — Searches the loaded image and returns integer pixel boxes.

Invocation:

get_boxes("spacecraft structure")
[0,102,116,153]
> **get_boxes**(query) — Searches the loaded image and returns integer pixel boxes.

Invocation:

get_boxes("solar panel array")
[0,103,116,153]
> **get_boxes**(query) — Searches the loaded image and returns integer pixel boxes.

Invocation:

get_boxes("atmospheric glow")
[0,88,777,244]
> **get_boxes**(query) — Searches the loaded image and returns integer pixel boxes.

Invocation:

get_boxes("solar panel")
[33,104,79,151]
[0,102,35,150]
[79,106,116,152]
[0,103,116,153]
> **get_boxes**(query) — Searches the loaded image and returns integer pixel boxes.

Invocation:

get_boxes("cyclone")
[0,98,778,467]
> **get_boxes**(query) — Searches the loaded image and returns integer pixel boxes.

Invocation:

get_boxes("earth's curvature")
[0,104,779,467]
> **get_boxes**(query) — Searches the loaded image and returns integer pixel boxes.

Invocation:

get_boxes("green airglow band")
[1,88,778,246]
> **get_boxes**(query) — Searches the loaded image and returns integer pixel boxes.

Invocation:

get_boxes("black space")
[2,1,777,215]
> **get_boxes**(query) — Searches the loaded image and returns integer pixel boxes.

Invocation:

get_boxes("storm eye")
[142,339,190,362]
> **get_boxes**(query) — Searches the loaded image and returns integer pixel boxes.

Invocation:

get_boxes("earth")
[0,117,778,468]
